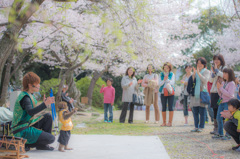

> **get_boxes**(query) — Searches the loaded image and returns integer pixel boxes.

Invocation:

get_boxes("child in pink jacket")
[100,78,115,123]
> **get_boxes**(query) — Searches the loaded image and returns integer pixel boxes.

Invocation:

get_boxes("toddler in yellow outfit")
[58,101,78,152]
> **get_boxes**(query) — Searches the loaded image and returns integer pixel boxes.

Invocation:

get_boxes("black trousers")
[213,108,218,119]
[119,102,134,123]
[224,120,240,144]
[211,93,219,119]
[25,113,55,148]
[161,94,174,112]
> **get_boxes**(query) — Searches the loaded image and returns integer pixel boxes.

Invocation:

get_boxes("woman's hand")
[217,81,223,89]
[44,96,55,106]
[137,79,142,84]
[129,82,133,86]
[237,129,240,133]
[193,67,196,75]
[164,76,168,81]
[214,63,218,69]
[196,67,200,75]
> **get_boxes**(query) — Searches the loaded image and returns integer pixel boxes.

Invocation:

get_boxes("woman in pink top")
[142,64,160,124]
[212,68,236,140]
[100,78,115,123]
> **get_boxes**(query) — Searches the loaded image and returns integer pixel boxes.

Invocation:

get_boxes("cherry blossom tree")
[215,0,240,65]
[0,0,204,107]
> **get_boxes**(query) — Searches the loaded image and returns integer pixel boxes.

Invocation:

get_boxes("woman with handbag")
[212,68,236,140]
[209,54,226,135]
[180,64,192,125]
[189,57,210,132]
[159,62,175,127]
[142,64,160,124]
[119,67,138,124]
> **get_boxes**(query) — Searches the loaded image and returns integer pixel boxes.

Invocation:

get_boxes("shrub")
[40,78,60,97]
[76,76,106,108]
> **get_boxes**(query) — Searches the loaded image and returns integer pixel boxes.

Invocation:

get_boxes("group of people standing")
[112,54,240,151]
[118,63,175,127]
[181,54,240,151]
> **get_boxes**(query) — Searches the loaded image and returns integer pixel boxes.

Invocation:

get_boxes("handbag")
[164,83,175,96]
[200,91,210,104]
[132,93,144,106]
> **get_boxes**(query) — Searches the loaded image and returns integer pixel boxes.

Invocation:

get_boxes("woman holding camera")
[209,54,226,135]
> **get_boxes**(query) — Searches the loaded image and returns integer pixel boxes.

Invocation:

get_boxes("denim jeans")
[183,95,189,116]
[205,103,214,122]
[192,107,206,129]
[104,103,113,122]
[217,102,228,136]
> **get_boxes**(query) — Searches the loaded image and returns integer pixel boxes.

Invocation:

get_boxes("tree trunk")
[66,71,81,102]
[56,70,67,107]
[0,55,14,106]
[0,38,16,85]
[87,70,106,105]
[13,66,23,90]
[0,0,45,86]
[66,71,85,111]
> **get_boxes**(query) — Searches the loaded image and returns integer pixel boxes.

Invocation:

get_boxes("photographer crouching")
[12,72,55,151]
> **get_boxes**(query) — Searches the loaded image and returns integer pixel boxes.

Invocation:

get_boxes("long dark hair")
[125,67,135,78]
[213,54,225,67]
[223,68,235,82]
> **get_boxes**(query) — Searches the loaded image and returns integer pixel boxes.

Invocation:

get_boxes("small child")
[226,99,240,151]
[100,78,115,123]
[58,101,78,152]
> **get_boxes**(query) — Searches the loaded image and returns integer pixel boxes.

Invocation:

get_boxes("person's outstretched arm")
[20,96,46,116]
[63,108,78,120]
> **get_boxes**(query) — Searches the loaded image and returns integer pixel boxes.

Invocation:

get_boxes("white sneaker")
[145,121,149,123]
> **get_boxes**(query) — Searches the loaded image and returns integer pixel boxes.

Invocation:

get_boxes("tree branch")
[51,51,62,62]
[69,55,89,71]
[10,50,29,78]
[233,0,240,20]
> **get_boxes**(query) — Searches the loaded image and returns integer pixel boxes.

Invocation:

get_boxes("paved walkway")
[26,135,170,159]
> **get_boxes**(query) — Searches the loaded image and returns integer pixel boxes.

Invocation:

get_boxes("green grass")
[89,106,104,114]
[71,118,162,135]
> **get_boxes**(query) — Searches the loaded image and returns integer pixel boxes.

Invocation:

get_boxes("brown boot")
[167,111,174,127]
[210,119,217,134]
[58,144,65,152]
[64,145,73,150]
[161,112,167,126]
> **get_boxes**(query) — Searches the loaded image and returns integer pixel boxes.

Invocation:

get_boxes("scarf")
[194,68,206,99]
[159,72,173,92]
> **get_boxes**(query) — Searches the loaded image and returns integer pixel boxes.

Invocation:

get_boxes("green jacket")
[12,92,43,144]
